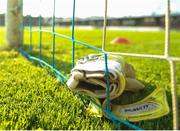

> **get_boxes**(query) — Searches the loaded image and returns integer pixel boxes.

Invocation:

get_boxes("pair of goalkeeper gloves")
[66,54,169,122]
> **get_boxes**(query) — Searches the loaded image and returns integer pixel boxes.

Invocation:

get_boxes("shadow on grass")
[0,47,19,62]
[20,45,179,130]
[21,45,72,80]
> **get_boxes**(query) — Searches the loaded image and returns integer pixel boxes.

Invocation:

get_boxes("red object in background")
[111,37,131,44]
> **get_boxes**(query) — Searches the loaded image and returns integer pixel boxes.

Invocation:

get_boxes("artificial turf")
[0,27,180,129]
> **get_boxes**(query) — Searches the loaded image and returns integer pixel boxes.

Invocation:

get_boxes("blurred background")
[0,0,180,30]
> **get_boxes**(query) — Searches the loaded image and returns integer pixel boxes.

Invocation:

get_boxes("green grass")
[0,26,180,129]
[0,50,113,130]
